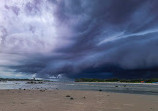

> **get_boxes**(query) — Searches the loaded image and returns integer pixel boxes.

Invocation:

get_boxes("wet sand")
[0,89,157,111]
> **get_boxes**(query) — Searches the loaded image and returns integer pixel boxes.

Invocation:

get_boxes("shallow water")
[0,81,158,95]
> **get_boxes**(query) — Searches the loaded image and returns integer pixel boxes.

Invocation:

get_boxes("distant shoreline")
[0,77,158,85]
[75,78,158,83]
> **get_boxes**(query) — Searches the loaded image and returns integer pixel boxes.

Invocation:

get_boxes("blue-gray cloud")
[1,0,158,79]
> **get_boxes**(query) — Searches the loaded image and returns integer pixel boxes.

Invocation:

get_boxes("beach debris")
[65,95,74,100]
[23,89,26,90]
[40,89,46,92]
[27,81,43,84]
[99,89,102,91]
[27,81,36,84]
[70,97,74,100]
[83,96,86,99]
[115,86,118,87]
[66,95,71,97]
[38,81,43,84]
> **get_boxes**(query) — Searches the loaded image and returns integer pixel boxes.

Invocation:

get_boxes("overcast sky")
[0,0,158,79]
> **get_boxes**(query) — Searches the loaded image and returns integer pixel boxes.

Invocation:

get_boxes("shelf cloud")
[1,0,158,79]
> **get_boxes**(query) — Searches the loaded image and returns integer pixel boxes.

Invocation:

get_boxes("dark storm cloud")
[1,0,158,79]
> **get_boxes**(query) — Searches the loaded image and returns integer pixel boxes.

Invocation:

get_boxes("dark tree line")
[75,78,158,83]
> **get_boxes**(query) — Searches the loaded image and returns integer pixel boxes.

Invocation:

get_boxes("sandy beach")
[0,89,157,111]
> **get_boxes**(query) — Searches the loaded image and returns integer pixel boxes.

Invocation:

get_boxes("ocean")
[0,81,158,95]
